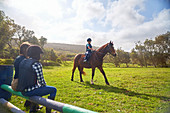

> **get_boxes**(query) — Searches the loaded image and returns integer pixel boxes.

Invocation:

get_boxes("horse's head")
[107,41,116,57]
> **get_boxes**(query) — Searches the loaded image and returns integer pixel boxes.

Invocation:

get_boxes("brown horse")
[71,41,116,85]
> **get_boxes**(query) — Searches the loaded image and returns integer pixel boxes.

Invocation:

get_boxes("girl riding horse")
[71,41,116,85]
[84,38,95,62]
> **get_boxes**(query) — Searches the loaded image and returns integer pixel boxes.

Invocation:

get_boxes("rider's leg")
[84,52,88,62]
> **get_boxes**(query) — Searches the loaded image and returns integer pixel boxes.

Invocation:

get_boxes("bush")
[0,59,14,65]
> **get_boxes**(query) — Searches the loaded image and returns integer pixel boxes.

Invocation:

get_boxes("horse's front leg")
[91,67,95,84]
[98,66,110,85]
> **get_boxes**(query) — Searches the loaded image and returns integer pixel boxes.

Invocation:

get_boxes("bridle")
[92,43,116,61]
[94,43,115,54]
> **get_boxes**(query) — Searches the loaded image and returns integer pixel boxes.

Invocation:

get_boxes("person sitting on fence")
[84,38,95,62]
[16,45,57,113]
[11,42,34,109]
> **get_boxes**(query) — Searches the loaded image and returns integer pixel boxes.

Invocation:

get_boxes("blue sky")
[139,0,170,21]
[0,0,170,51]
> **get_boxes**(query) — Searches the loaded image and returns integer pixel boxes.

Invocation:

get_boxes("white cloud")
[4,0,63,19]
[106,0,145,29]
[106,8,170,50]
[72,0,105,22]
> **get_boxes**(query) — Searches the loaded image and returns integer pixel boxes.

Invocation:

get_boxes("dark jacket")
[14,55,25,79]
[16,58,38,92]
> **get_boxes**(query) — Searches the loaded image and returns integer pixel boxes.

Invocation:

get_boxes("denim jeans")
[84,51,92,61]
[23,86,57,100]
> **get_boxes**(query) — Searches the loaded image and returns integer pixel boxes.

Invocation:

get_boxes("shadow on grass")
[84,81,170,101]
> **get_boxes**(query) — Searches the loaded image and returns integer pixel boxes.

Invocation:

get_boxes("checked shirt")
[24,62,46,92]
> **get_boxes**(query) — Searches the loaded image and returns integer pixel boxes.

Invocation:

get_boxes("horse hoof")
[106,83,110,85]
[91,82,94,85]
[80,80,84,82]
[71,79,73,81]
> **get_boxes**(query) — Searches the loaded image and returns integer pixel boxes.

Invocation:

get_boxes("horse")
[71,41,116,85]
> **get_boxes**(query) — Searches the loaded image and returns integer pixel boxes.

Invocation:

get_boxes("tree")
[13,24,26,47]
[154,32,170,67]
[0,10,17,59]
[133,31,170,67]
[39,36,47,48]
[116,48,130,67]
[144,39,157,67]
[130,48,138,65]
[112,55,120,67]
[22,30,39,45]
[50,49,57,61]
[0,11,15,52]
[59,54,68,65]
[135,41,148,67]
[122,51,130,67]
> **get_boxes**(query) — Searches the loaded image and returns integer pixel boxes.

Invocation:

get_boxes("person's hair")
[20,42,31,57]
[26,45,43,60]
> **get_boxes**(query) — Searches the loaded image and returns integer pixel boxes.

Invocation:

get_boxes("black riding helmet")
[87,38,92,42]
[27,45,43,60]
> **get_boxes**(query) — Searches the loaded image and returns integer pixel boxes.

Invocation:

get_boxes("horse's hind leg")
[78,66,84,82]
[71,65,76,81]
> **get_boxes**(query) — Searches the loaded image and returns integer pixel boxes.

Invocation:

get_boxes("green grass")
[9,65,170,113]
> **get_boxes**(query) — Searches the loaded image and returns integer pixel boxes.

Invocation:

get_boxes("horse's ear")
[109,41,113,45]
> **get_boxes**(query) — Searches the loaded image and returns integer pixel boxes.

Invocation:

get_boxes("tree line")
[105,31,170,67]
[0,10,60,65]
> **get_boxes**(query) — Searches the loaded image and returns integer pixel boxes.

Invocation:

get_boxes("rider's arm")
[88,46,95,51]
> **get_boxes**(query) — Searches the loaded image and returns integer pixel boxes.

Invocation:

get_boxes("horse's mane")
[97,43,109,52]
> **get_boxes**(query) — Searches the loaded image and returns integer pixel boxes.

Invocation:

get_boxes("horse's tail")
[82,70,86,75]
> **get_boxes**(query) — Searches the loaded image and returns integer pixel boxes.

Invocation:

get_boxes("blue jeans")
[84,51,92,61]
[23,86,57,100]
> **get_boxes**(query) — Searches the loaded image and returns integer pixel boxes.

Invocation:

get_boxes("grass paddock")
[8,65,170,113]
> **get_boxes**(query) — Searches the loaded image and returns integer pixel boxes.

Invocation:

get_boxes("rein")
[93,51,105,55]
[92,44,109,61]
[95,44,110,55]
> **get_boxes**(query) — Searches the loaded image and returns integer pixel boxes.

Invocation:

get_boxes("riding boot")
[84,57,87,62]
[84,56,89,62]
[29,102,37,113]
[83,59,87,62]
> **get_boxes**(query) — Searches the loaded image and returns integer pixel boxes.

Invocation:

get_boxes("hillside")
[44,43,98,54]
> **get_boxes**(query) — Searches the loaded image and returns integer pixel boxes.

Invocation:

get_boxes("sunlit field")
[8,64,170,113]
